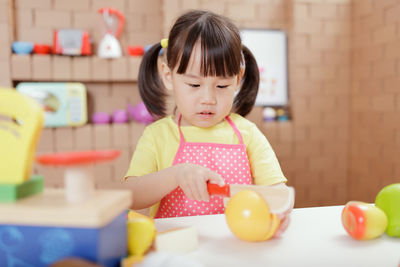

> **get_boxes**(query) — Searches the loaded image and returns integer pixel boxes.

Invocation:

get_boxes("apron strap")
[225,115,244,144]
[177,114,244,144]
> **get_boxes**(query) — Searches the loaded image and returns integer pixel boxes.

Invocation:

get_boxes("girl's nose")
[200,86,216,104]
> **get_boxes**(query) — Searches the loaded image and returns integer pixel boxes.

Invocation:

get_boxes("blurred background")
[1,0,399,208]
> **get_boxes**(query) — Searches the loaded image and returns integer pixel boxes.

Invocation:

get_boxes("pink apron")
[155,114,252,218]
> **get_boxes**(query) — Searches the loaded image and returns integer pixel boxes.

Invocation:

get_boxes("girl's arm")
[125,164,225,210]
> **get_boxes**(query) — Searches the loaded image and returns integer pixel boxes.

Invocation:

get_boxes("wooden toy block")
[154,226,198,253]
[72,56,91,81]
[0,175,43,203]
[110,58,129,81]
[53,55,72,81]
[11,54,32,80]
[32,54,52,80]
[91,57,110,81]
[0,188,131,267]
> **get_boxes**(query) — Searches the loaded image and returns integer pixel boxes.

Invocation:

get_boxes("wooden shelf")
[10,54,142,82]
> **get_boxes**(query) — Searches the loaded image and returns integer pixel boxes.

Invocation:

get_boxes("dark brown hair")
[138,10,259,118]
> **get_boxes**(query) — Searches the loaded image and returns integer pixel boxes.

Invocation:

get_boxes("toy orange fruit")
[225,190,280,242]
[342,201,388,240]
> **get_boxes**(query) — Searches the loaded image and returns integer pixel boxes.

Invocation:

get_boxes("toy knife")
[207,183,295,213]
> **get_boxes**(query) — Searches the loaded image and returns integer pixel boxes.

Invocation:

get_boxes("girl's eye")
[217,85,229,89]
[188,83,200,88]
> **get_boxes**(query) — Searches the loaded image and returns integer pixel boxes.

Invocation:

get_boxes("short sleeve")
[124,126,157,179]
[246,123,287,185]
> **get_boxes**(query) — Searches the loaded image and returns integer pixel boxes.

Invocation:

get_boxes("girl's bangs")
[176,27,242,77]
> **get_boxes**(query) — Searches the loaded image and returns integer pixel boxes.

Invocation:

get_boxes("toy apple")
[225,190,280,242]
[127,211,156,256]
[375,183,400,237]
[342,201,388,240]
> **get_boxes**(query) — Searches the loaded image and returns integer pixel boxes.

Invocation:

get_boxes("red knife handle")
[207,183,230,197]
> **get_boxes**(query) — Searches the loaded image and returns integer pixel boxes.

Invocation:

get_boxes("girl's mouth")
[198,111,215,119]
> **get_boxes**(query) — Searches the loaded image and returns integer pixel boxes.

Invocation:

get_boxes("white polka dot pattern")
[155,142,252,218]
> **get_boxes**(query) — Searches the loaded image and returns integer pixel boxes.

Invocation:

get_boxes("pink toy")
[92,112,111,124]
[128,102,154,125]
[112,109,128,123]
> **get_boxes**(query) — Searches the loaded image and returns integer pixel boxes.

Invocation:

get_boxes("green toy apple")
[375,183,400,237]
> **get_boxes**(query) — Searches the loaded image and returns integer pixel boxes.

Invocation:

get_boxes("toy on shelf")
[341,201,388,240]
[128,102,155,125]
[12,41,34,54]
[262,107,276,122]
[36,150,120,203]
[34,44,52,54]
[127,46,144,56]
[53,29,91,56]
[0,88,44,202]
[98,7,125,58]
[375,183,400,237]
[16,82,88,128]
[112,109,129,123]
[92,112,112,124]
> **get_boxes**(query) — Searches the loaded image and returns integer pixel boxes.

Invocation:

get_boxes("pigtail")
[233,45,259,117]
[138,43,168,117]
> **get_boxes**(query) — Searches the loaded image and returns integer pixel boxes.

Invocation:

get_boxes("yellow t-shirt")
[125,113,287,217]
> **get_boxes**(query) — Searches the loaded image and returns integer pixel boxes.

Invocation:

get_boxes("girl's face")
[161,42,243,128]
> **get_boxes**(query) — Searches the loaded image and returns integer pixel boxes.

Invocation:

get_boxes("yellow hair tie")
[160,38,168,48]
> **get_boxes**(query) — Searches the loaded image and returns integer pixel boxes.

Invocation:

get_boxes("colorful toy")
[0,175,43,203]
[127,102,154,125]
[112,109,129,124]
[224,190,280,242]
[207,183,295,213]
[16,82,88,127]
[262,107,276,122]
[0,88,44,184]
[0,188,131,267]
[98,7,125,58]
[12,41,34,54]
[127,46,144,56]
[34,44,52,54]
[36,150,120,203]
[127,211,156,257]
[53,29,91,56]
[375,183,400,237]
[341,201,388,240]
[92,112,111,124]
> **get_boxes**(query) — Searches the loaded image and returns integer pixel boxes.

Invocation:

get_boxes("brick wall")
[2,0,399,208]
[350,0,400,202]
[163,0,352,207]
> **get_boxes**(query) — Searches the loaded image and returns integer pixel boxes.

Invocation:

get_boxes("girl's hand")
[173,164,225,202]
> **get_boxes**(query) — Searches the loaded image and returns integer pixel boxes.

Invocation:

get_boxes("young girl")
[125,10,292,231]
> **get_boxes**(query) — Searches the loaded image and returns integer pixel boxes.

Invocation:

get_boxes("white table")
[155,205,400,267]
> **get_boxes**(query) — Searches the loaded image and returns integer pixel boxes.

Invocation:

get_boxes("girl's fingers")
[206,170,225,186]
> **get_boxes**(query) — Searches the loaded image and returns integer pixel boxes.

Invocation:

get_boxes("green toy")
[375,183,400,237]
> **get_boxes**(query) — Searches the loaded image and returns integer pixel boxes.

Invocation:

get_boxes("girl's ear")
[160,62,173,91]
[236,67,245,91]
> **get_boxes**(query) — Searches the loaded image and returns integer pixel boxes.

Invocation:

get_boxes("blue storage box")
[0,188,132,267]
